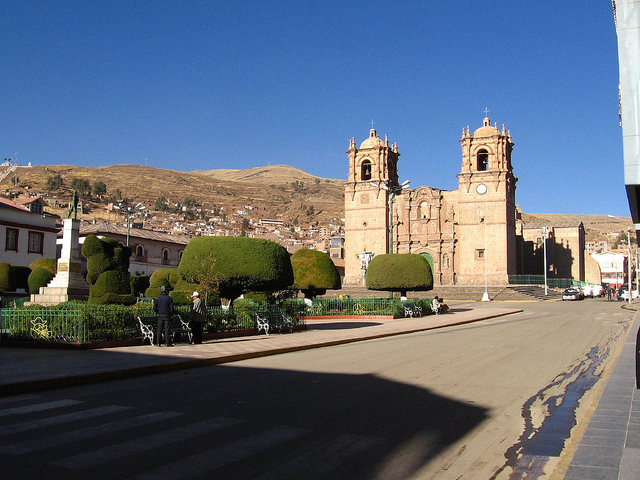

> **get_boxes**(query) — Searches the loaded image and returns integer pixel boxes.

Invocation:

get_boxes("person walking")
[154,285,174,346]
[188,291,207,344]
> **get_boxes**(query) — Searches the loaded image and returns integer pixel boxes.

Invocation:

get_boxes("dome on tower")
[473,117,500,138]
[359,129,385,149]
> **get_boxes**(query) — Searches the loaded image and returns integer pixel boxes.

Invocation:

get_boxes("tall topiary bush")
[366,254,433,297]
[291,248,341,298]
[28,258,57,294]
[81,234,134,304]
[0,262,15,292]
[178,236,294,304]
[145,268,179,297]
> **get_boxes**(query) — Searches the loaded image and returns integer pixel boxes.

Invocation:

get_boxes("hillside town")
[0,157,636,290]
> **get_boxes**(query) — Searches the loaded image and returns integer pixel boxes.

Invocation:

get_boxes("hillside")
[1,163,632,242]
[2,164,346,226]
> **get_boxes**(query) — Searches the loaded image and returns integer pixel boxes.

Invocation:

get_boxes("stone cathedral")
[344,115,520,286]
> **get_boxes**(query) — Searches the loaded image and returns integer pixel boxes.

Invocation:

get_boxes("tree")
[366,254,433,297]
[92,181,107,198]
[154,196,168,212]
[70,178,91,197]
[46,173,63,191]
[178,236,294,305]
[291,249,341,298]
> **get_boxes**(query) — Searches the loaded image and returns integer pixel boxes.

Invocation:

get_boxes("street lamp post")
[481,216,490,301]
[542,227,548,296]
[385,180,410,254]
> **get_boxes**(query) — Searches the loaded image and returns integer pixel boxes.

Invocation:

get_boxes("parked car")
[591,285,604,297]
[562,287,584,301]
[618,286,639,301]
[581,285,593,297]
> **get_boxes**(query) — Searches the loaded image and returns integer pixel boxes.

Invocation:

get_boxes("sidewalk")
[559,307,640,480]
[0,306,521,396]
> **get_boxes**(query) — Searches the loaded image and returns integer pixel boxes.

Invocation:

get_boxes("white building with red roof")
[0,197,58,266]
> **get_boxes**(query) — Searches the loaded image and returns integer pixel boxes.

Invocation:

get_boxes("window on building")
[361,160,372,181]
[135,245,144,257]
[6,228,18,251]
[28,231,44,254]
[477,149,489,171]
[476,249,485,259]
[162,249,170,264]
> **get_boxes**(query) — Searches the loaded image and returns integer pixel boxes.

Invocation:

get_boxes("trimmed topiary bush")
[27,258,57,294]
[82,235,131,285]
[178,236,294,304]
[29,257,57,275]
[28,267,55,294]
[145,268,179,297]
[291,248,341,298]
[89,269,135,304]
[366,254,433,297]
[0,262,15,292]
[81,234,133,304]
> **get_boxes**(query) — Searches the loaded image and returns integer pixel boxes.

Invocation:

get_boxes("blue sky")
[0,1,627,216]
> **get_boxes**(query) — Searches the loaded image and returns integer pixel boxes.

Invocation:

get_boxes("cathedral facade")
[344,116,519,286]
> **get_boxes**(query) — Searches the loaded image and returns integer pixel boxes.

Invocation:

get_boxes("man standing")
[188,291,207,344]
[154,285,174,346]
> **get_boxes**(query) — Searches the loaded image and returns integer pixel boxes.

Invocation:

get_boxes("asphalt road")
[0,299,634,480]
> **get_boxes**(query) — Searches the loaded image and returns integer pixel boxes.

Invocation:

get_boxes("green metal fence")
[508,275,574,289]
[304,297,430,317]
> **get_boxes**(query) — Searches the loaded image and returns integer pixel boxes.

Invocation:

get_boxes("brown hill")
[1,163,632,242]
[3,164,346,226]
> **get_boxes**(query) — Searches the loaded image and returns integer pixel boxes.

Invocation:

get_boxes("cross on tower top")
[483,107,490,118]
[370,119,375,129]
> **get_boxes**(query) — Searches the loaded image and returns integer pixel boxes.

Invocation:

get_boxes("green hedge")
[28,267,55,294]
[0,263,14,292]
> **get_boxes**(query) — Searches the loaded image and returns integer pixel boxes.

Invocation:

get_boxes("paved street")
[0,299,636,479]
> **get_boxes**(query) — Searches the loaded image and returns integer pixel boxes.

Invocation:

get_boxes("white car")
[581,285,593,297]
[620,288,639,301]
[591,285,604,297]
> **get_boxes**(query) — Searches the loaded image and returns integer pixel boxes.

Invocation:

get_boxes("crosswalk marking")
[4,411,184,455]
[0,405,130,437]
[252,433,386,480]
[54,416,240,470]
[0,399,83,417]
[129,425,309,480]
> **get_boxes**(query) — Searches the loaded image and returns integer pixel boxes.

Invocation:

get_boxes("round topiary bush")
[291,248,341,298]
[366,253,433,297]
[29,257,57,275]
[28,267,55,294]
[145,268,179,297]
[178,236,294,303]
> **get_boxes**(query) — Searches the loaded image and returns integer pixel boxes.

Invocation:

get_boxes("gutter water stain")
[490,319,630,479]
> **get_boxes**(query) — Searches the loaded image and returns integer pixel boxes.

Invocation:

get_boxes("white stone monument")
[29,218,89,305]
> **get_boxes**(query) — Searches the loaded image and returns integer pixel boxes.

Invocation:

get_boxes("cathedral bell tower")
[344,128,400,285]
[456,115,517,285]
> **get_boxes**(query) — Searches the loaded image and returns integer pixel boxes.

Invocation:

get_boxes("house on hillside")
[0,197,58,267]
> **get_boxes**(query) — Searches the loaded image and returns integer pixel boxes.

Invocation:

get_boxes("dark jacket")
[188,297,207,323]
[154,292,174,317]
